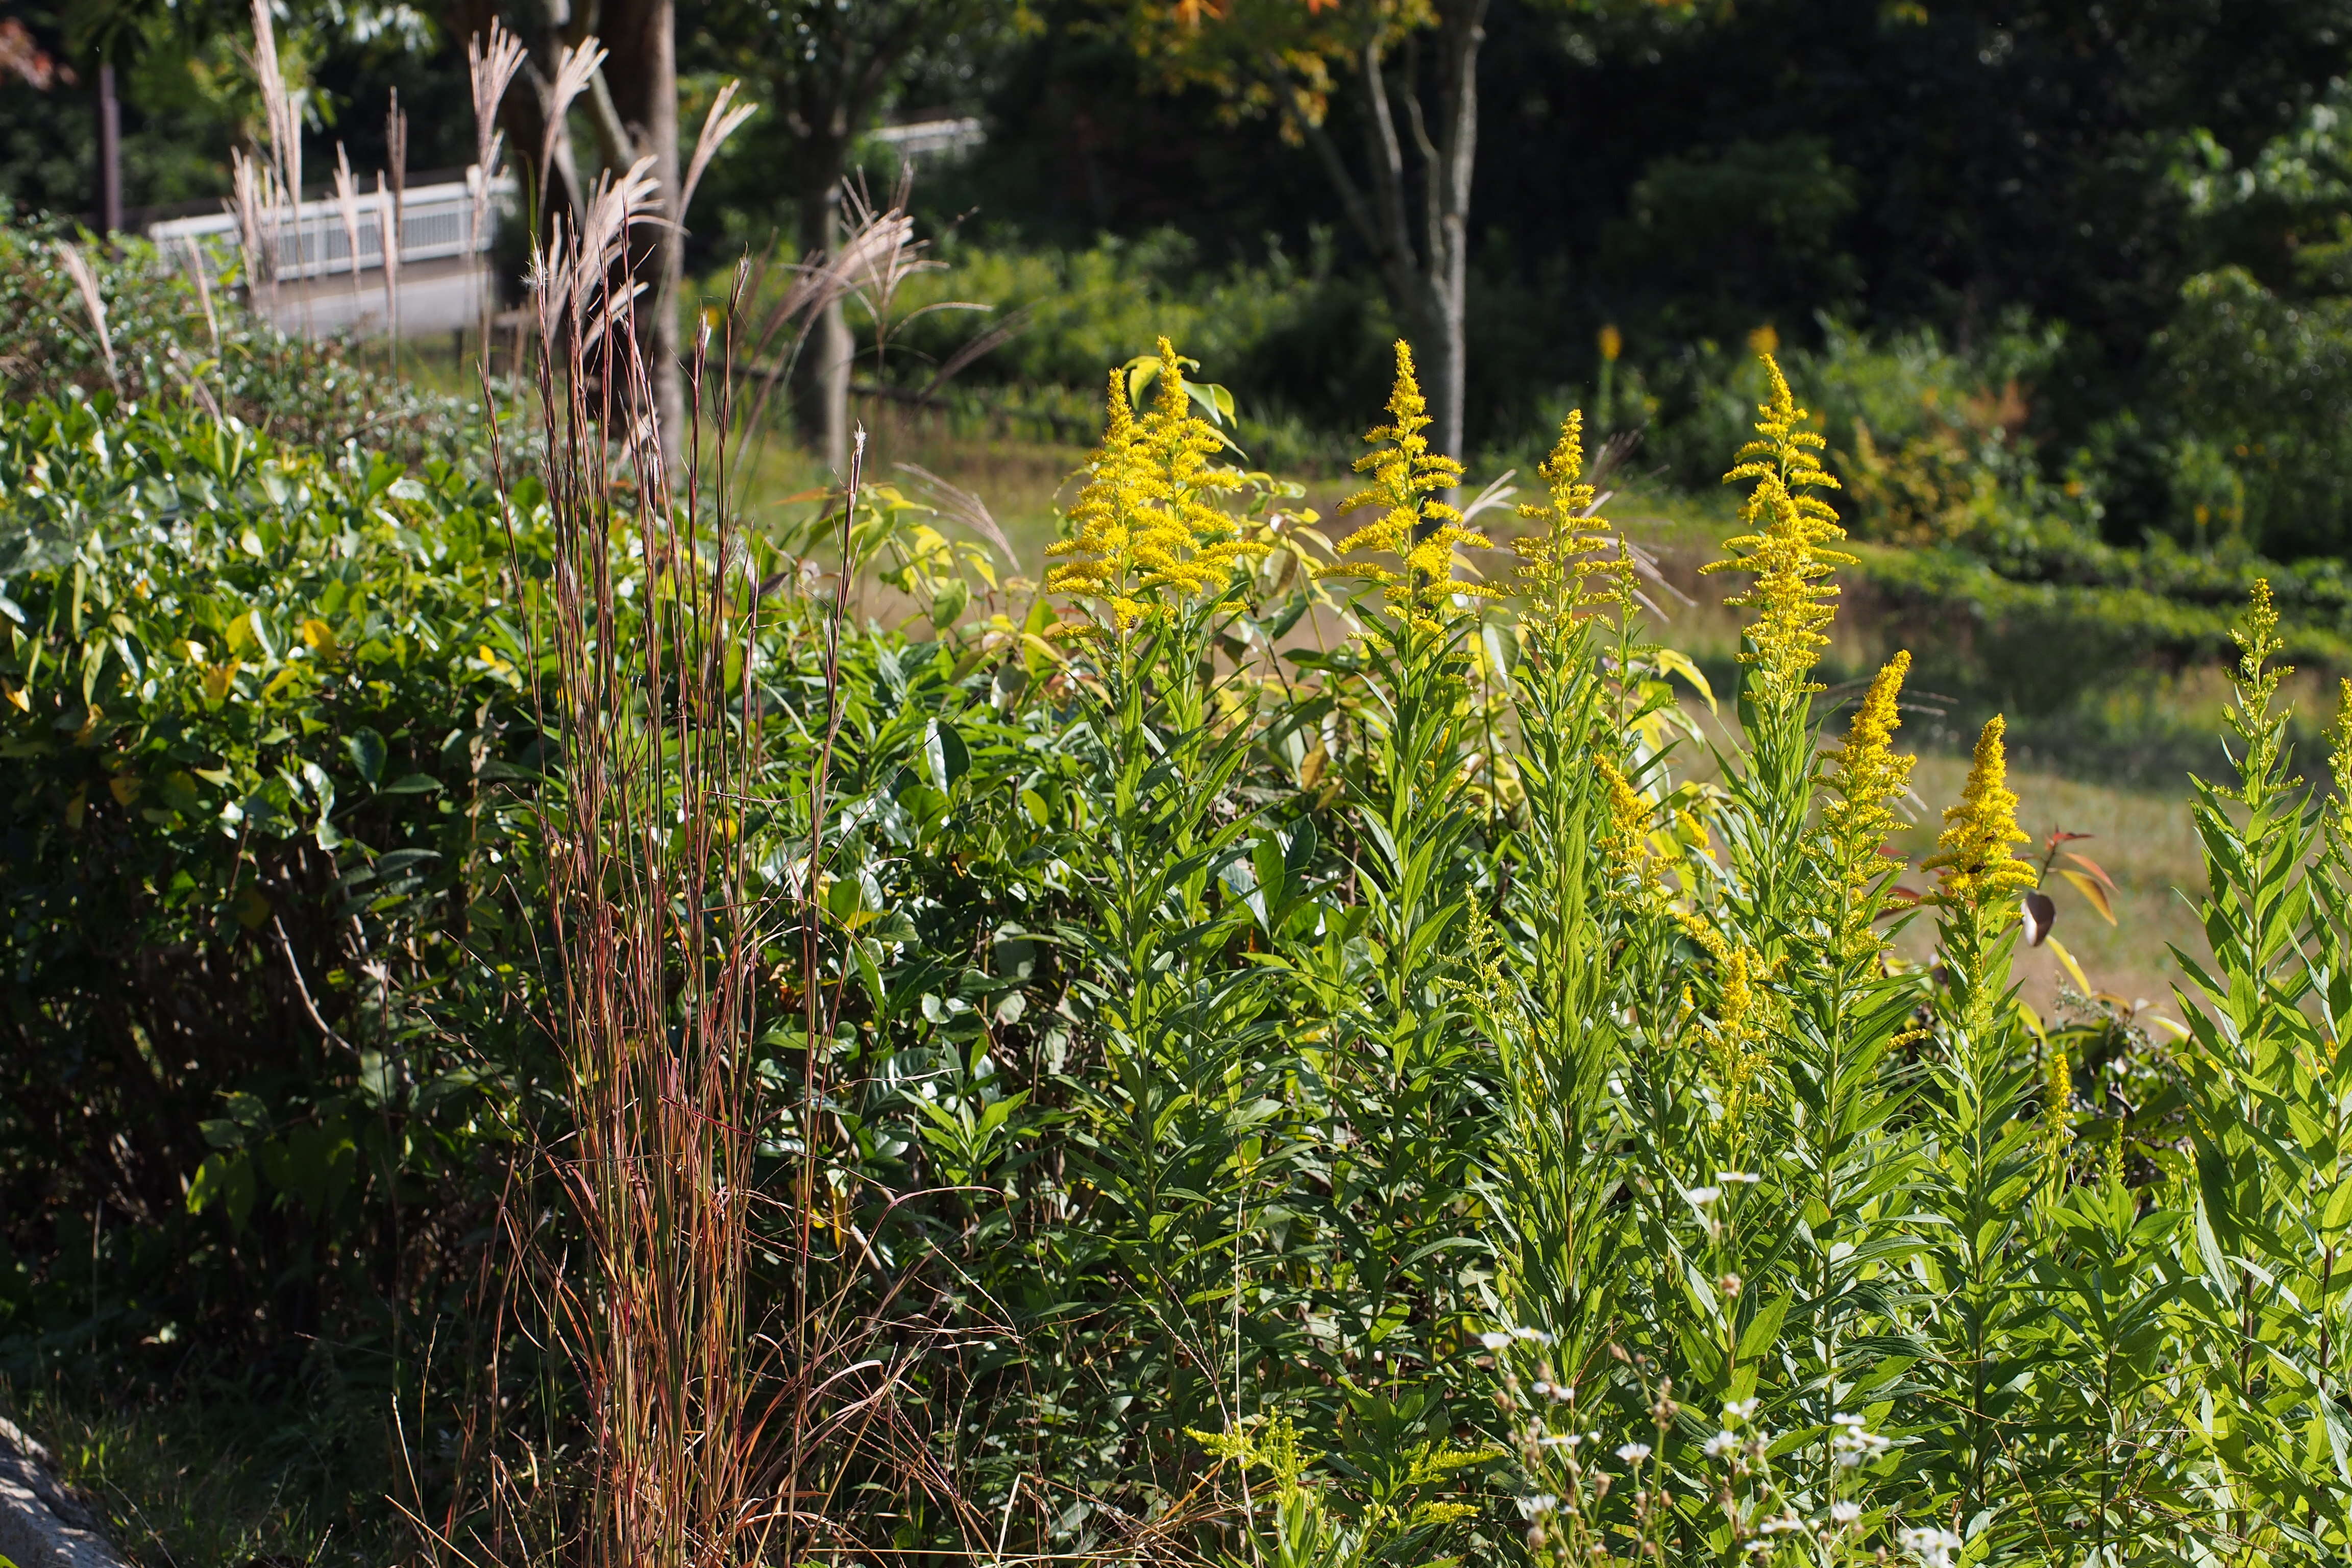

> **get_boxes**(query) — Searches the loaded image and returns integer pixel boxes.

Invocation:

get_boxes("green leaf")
[380,773,443,796]
[345,726,386,786]
[923,719,968,794]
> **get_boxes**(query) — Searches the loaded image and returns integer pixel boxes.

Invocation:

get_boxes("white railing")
[867,117,985,162]
[148,175,513,281]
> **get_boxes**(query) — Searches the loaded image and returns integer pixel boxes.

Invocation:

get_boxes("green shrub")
[0,394,535,1374]
[0,213,480,469]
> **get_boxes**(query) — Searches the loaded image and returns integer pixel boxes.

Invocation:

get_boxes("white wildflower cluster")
[1480,1325,1557,1352]
[1898,1525,1964,1567]
[1830,1411,1892,1469]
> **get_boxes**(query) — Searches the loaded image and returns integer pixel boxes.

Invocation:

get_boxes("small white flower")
[1684,1185,1723,1206]
[1829,1501,1861,1525]
[1757,1512,1804,1535]
[1537,1434,1574,1449]
[1532,1381,1554,1397]
[1718,1169,1762,1184]
[1513,1326,1557,1344]
[1704,1430,1740,1457]
[1614,1442,1652,1463]
[1898,1525,1964,1568]
[1724,1398,1760,1422]
[1516,1494,1559,1518]
[1479,1331,1512,1351]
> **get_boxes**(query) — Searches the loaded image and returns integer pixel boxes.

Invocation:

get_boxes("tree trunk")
[94,60,122,238]
[602,0,685,472]
[1279,0,1485,494]
[796,170,854,479]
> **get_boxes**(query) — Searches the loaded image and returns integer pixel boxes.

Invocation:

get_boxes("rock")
[0,1416,128,1568]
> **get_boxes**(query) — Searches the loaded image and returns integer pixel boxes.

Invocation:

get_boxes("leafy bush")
[0,212,479,469]
[0,394,535,1375]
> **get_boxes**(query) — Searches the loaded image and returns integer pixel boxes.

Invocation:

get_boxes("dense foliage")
[14,283,2352,1564]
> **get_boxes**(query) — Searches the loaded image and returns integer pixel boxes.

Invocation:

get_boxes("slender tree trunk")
[95,60,122,238]
[1280,0,1484,488]
[602,0,685,470]
[796,161,853,478]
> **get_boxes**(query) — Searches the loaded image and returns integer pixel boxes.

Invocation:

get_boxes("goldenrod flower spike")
[1514,410,1626,622]
[1326,339,1493,627]
[1597,754,1650,878]
[1823,651,1917,956]
[1045,338,1266,631]
[1702,354,1855,707]
[1826,651,1915,852]
[1923,715,2037,908]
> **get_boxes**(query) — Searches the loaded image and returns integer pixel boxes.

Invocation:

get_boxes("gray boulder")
[0,1416,128,1568]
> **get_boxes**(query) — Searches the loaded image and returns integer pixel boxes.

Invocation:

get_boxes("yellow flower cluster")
[1676,914,1774,1124]
[1923,716,2036,908]
[1823,651,1916,955]
[1597,754,1650,879]
[2041,1043,2074,1179]
[1702,355,1854,707]
[1513,411,1629,624]
[1045,338,1267,630]
[1326,340,1493,627]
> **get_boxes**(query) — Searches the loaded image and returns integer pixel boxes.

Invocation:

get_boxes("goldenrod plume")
[1513,411,1627,622]
[1045,338,1266,630]
[1823,651,1916,956]
[1702,354,1854,707]
[1597,753,1650,879]
[1326,339,1492,627]
[1826,651,1915,855]
[1923,715,2036,908]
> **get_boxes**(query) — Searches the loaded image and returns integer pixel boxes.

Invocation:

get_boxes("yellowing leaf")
[64,783,86,830]
[2046,935,2093,995]
[1653,646,1717,714]
[232,885,272,930]
[2062,849,2119,895]
[4,682,28,712]
[108,774,140,806]
[2058,868,2117,924]
[299,618,337,654]
[203,660,240,707]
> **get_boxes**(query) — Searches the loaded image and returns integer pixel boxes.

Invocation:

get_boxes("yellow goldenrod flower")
[2041,1042,2074,1177]
[1325,339,1494,628]
[1674,912,1774,1122]
[1597,753,1650,878]
[1045,338,1267,630]
[1702,354,1855,708]
[1822,652,1916,959]
[1513,411,1629,623]
[1923,716,2037,908]
[1825,651,1915,869]
[2330,676,2352,812]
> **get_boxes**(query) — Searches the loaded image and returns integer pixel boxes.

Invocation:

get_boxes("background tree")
[1117,0,1707,474]
[691,0,1030,477]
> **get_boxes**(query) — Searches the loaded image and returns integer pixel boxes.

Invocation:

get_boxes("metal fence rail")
[148,176,512,281]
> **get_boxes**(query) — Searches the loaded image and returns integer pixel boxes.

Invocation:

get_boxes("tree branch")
[1357,36,1419,283]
